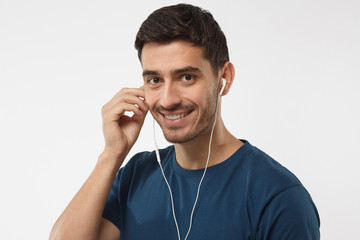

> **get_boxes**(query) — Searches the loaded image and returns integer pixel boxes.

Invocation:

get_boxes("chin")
[164,135,193,144]
[162,125,210,144]
[162,132,191,144]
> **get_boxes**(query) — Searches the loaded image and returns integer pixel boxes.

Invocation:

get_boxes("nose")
[160,81,181,110]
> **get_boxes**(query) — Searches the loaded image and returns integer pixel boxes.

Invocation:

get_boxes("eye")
[181,74,194,82]
[148,77,160,84]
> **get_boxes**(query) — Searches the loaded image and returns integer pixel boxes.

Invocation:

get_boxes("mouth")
[160,110,194,121]
[164,111,192,120]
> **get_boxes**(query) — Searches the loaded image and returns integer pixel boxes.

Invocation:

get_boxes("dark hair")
[135,4,229,74]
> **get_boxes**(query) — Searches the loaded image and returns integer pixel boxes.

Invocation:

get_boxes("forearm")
[50,152,124,240]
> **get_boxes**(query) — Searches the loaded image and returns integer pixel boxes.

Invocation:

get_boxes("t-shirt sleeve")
[102,169,123,231]
[256,185,320,240]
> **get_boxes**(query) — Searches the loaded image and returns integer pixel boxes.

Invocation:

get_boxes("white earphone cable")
[153,80,225,240]
[153,118,181,240]
[183,83,222,240]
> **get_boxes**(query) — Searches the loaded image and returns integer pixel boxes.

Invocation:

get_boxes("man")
[50,4,320,240]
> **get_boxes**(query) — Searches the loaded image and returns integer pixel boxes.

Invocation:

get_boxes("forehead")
[141,41,212,74]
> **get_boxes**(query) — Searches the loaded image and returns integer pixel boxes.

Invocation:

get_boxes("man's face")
[142,40,220,144]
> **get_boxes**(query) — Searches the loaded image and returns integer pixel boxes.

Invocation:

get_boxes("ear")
[219,62,235,96]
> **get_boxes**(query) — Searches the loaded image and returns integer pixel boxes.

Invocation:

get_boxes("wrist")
[97,149,126,172]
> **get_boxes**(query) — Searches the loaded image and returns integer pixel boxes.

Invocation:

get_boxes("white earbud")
[219,78,226,96]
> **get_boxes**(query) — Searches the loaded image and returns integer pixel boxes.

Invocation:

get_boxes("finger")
[114,102,144,118]
[114,87,145,100]
[102,100,141,121]
[107,95,148,114]
[132,108,148,125]
[123,95,148,112]
[107,88,148,111]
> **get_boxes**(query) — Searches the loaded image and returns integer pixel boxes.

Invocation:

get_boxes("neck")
[174,117,243,170]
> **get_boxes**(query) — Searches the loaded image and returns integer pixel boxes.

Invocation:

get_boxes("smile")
[163,110,193,120]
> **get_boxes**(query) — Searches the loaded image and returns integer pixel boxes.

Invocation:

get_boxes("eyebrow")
[142,70,159,77]
[142,66,201,77]
[173,66,201,75]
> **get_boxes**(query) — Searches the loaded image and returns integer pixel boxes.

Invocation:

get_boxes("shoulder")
[239,140,310,214]
[239,141,320,238]
[126,145,174,168]
[118,145,174,180]
[241,140,301,191]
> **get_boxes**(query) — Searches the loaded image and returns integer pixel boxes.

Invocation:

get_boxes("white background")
[1,0,359,239]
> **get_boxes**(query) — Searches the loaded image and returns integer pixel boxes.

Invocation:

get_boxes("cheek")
[190,88,213,106]
[144,91,156,110]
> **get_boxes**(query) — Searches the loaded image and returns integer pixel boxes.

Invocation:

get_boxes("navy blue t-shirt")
[103,140,320,239]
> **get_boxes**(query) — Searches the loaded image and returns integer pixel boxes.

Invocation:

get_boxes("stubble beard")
[154,87,219,144]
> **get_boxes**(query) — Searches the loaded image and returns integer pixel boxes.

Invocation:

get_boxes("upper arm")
[98,218,121,240]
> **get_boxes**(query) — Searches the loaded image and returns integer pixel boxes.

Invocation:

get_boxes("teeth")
[165,112,187,120]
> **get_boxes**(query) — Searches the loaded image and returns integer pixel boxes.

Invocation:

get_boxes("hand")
[101,86,148,162]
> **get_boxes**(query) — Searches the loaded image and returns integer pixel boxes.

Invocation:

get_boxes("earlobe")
[220,62,235,96]
[219,78,226,95]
